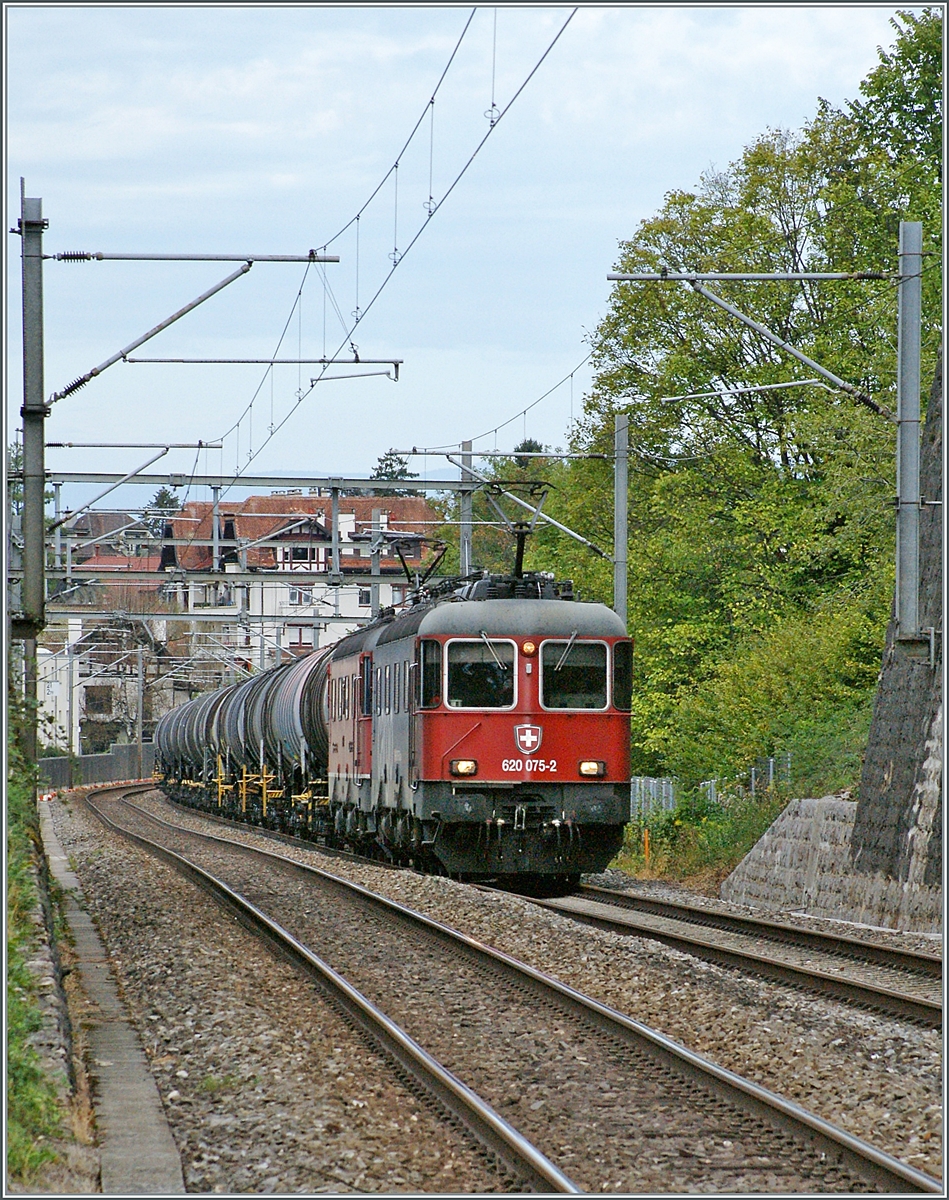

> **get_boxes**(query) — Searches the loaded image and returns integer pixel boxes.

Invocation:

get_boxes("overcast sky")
[6,3,920,510]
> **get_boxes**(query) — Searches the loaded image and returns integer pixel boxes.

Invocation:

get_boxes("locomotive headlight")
[579,760,606,777]
[521,641,537,656]
[450,759,478,777]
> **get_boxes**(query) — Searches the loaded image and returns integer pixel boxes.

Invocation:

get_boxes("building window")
[290,588,313,606]
[287,626,314,649]
[358,589,371,607]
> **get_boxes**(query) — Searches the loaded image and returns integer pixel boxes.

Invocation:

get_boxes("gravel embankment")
[51,794,510,1195]
[132,791,942,1181]
[585,869,944,957]
[547,895,939,1005]
[84,794,873,1194]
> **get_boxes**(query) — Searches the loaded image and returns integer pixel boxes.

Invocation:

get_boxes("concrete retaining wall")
[38,743,156,790]
[725,359,943,935]
[851,354,942,888]
[721,795,942,932]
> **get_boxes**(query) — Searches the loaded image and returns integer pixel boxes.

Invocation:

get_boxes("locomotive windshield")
[447,640,515,708]
[541,640,608,709]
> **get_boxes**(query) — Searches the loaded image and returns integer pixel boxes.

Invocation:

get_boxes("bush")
[660,598,885,794]
[7,695,64,1181]
[614,788,788,890]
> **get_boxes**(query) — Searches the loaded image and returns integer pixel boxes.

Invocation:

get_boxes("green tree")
[849,9,942,180]
[144,486,180,536]
[367,449,420,496]
[540,11,941,788]
[513,437,545,469]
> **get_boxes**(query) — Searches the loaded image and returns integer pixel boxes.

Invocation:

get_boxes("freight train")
[155,570,632,892]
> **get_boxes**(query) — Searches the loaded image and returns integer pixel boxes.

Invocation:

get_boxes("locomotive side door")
[411,638,442,785]
[356,654,373,779]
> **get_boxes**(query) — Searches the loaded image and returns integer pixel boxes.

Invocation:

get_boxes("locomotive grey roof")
[417,599,626,638]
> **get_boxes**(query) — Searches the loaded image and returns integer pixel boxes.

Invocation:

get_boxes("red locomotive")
[327,571,631,889]
[157,571,632,894]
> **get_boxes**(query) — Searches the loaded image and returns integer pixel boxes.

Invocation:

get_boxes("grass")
[611,789,789,894]
[6,707,66,1182]
[198,1073,240,1094]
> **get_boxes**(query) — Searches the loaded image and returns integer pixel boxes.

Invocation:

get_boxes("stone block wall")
[721,794,942,932]
[850,353,942,894]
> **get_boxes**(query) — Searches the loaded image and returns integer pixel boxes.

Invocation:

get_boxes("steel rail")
[517,889,941,1028]
[93,788,941,1194]
[578,885,943,976]
[81,787,580,1194]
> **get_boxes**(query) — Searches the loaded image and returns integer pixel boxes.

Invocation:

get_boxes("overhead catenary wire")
[211,9,478,479]
[422,350,592,452]
[486,8,500,125]
[391,163,400,265]
[353,216,360,319]
[426,97,436,213]
[216,261,313,444]
[174,439,222,564]
[216,8,578,500]
[318,8,477,252]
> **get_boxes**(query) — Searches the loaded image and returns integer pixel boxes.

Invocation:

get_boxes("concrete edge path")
[38,798,186,1195]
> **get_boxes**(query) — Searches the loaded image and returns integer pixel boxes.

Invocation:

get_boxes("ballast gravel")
[585,868,944,958]
[50,794,508,1195]
[86,796,870,1193]
[130,792,942,1183]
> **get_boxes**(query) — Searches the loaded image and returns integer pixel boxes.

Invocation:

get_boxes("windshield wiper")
[554,630,578,671]
[479,630,507,672]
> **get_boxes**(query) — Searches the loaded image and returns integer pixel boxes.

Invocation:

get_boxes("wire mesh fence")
[699,750,793,806]
[630,775,676,820]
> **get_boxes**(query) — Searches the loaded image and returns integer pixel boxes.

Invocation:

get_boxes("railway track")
[83,784,940,1194]
[84,784,574,1194]
[512,885,942,1028]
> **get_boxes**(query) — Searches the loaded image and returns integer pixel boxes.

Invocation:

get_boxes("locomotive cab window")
[541,640,608,710]
[419,640,442,708]
[447,639,515,709]
[613,640,633,712]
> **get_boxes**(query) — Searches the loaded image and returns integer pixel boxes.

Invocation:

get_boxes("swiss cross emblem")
[514,724,543,754]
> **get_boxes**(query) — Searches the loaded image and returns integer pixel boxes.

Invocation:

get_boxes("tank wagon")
[155,571,632,892]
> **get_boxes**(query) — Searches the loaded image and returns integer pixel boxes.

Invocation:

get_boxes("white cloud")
[7,4,925,483]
